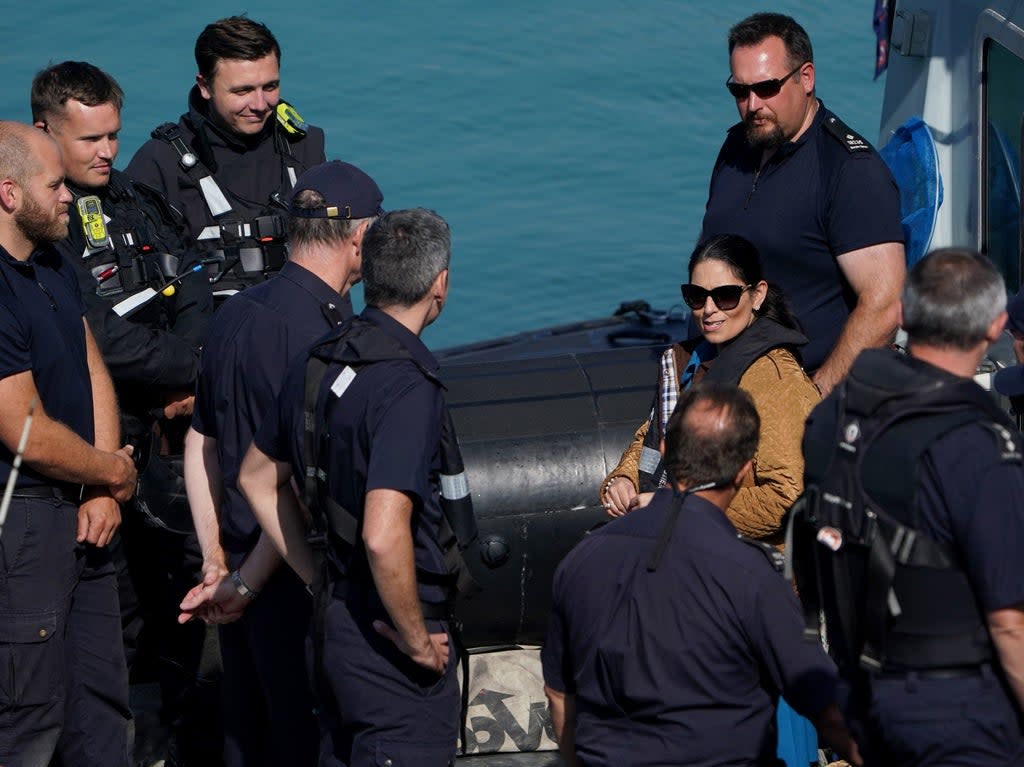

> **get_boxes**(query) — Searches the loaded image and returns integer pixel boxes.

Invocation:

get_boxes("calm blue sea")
[3,1,885,348]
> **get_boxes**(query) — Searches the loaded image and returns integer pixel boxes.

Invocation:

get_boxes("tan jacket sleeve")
[600,419,648,503]
[726,349,821,542]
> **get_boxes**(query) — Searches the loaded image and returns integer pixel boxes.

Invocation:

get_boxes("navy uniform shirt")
[542,489,838,767]
[0,244,92,489]
[702,102,904,371]
[254,306,450,611]
[192,260,350,559]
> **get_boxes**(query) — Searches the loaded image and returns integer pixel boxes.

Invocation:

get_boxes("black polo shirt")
[542,489,838,767]
[702,102,903,371]
[254,306,450,610]
[192,260,351,558]
[0,244,92,489]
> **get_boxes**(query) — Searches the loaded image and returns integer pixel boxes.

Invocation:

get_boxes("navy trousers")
[219,564,318,767]
[858,667,1024,766]
[0,497,130,767]
[318,597,459,767]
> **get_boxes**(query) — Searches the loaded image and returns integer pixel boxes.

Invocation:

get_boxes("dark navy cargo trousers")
[0,497,131,767]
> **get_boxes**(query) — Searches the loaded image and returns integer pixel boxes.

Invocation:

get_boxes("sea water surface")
[3,1,886,348]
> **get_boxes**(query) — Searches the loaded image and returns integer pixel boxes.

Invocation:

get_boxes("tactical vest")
[301,316,479,610]
[786,348,1019,675]
[71,175,180,299]
[151,109,304,290]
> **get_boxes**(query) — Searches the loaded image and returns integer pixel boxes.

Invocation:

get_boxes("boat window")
[983,39,1024,288]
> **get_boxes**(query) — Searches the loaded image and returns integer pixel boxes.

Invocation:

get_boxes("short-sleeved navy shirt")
[254,307,449,609]
[541,489,838,767]
[192,260,351,557]
[915,423,1024,612]
[702,103,904,371]
[0,245,92,490]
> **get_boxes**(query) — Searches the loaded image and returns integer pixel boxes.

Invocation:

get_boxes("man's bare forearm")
[184,427,227,572]
[239,444,313,584]
[814,300,900,396]
[990,606,1024,712]
[363,489,431,654]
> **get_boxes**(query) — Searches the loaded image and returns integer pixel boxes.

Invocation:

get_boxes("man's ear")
[196,74,213,101]
[987,311,1008,344]
[433,268,449,302]
[733,458,754,488]
[0,178,19,212]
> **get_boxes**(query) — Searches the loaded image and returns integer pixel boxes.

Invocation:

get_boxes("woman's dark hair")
[688,234,800,331]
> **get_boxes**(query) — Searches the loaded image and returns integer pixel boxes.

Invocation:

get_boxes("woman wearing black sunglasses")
[600,233,823,766]
[600,233,819,544]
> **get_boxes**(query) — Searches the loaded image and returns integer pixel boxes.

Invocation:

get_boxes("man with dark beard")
[702,12,905,396]
[0,121,138,767]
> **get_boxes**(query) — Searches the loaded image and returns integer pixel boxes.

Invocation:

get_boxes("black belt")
[10,484,85,503]
[876,664,988,680]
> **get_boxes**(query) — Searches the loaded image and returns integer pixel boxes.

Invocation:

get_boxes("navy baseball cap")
[995,364,1024,397]
[994,286,1024,397]
[1006,286,1024,336]
[288,160,384,219]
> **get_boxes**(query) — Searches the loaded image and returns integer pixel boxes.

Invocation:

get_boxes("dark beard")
[743,116,786,150]
[15,193,67,245]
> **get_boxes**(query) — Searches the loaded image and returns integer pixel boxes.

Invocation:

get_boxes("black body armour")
[787,348,1020,675]
[151,114,300,293]
[72,175,182,300]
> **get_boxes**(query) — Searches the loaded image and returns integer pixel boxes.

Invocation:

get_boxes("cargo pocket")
[376,740,455,767]
[0,610,61,706]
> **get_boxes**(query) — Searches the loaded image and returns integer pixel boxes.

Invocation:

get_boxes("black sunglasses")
[725,63,804,100]
[680,283,752,311]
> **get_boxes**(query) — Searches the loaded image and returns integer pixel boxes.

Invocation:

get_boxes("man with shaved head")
[542,382,861,766]
[0,122,137,767]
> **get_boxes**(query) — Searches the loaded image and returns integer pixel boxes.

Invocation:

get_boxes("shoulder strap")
[152,122,234,218]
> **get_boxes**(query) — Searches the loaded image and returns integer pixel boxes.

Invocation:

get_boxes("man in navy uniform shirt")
[798,249,1024,765]
[542,382,861,767]
[702,12,905,395]
[240,208,461,767]
[179,160,381,767]
[0,122,137,766]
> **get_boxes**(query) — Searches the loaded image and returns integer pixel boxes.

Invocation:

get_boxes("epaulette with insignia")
[823,115,872,153]
[982,421,1023,464]
[738,535,786,573]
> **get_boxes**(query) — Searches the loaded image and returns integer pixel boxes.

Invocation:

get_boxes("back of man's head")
[728,12,814,66]
[30,61,123,124]
[902,248,1006,350]
[195,16,281,82]
[362,209,450,309]
[664,382,760,490]
[287,160,383,252]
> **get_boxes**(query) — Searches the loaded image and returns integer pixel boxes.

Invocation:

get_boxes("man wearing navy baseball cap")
[994,286,1024,404]
[180,160,383,766]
